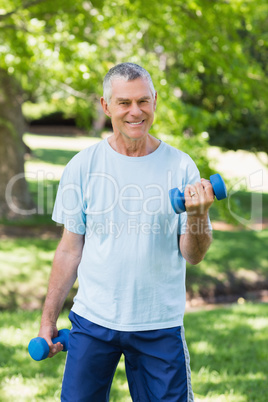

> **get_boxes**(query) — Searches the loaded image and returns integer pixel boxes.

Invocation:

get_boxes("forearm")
[40,243,81,327]
[180,213,212,265]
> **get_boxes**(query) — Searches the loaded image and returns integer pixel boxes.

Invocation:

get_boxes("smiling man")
[38,63,213,401]
[101,72,159,156]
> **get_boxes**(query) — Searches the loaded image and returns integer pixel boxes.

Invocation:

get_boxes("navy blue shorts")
[61,311,194,401]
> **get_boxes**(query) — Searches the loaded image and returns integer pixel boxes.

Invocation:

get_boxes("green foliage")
[22,102,61,121]
[0,0,267,150]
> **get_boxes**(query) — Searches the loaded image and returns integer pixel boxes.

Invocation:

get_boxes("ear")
[153,91,157,111]
[100,97,112,117]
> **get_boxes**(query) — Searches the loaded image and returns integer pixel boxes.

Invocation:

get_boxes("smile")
[127,120,144,126]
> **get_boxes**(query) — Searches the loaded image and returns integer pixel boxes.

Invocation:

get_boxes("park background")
[0,0,267,400]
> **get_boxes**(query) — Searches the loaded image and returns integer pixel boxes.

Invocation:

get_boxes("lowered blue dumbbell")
[169,173,227,214]
[28,328,70,361]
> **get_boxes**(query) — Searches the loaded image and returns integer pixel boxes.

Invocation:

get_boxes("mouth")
[126,120,145,126]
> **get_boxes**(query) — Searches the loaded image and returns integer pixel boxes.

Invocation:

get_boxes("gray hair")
[103,62,156,104]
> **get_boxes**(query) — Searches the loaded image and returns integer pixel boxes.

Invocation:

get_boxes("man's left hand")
[184,178,215,216]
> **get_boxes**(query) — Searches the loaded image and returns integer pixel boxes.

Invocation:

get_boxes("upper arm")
[57,228,85,259]
[178,233,185,255]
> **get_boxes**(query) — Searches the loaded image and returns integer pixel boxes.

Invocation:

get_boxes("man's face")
[101,78,157,141]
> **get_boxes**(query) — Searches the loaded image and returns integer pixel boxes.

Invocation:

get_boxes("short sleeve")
[52,159,86,235]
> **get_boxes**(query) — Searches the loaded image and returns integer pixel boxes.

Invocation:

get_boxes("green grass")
[186,229,268,298]
[0,238,58,310]
[0,238,80,310]
[0,304,267,401]
[184,303,268,401]
[30,147,79,167]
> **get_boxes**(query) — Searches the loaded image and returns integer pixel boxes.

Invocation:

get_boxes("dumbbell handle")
[169,173,227,214]
[28,328,70,361]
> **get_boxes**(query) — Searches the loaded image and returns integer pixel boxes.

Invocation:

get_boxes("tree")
[0,68,34,217]
[0,0,267,218]
[0,0,105,218]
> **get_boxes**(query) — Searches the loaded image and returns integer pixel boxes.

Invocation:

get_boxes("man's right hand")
[38,325,64,358]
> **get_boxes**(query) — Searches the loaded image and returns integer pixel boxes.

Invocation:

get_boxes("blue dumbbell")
[169,173,227,214]
[28,328,70,361]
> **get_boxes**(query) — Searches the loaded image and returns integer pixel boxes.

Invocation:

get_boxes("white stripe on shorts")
[181,326,194,402]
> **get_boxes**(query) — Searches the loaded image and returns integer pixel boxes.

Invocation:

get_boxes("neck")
[108,134,160,157]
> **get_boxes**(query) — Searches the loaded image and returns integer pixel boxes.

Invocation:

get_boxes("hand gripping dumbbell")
[28,328,70,361]
[169,173,227,214]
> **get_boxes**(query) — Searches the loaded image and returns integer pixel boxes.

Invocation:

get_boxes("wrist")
[186,213,211,236]
[187,211,209,222]
[40,311,58,328]
[40,319,57,328]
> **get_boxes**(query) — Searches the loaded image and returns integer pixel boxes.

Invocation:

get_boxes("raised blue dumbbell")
[169,173,227,214]
[28,328,70,361]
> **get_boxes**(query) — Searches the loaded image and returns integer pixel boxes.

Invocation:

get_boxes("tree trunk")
[92,100,107,135]
[0,69,35,219]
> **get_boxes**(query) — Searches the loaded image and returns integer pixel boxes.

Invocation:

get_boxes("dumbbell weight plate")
[28,337,50,361]
[58,329,70,351]
[210,173,227,200]
[169,187,186,213]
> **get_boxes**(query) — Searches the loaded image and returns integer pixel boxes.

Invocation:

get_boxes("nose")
[129,102,143,117]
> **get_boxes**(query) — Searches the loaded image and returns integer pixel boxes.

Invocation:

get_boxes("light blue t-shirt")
[52,138,207,331]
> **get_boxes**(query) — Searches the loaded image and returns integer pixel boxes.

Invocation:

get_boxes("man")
[38,62,213,401]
